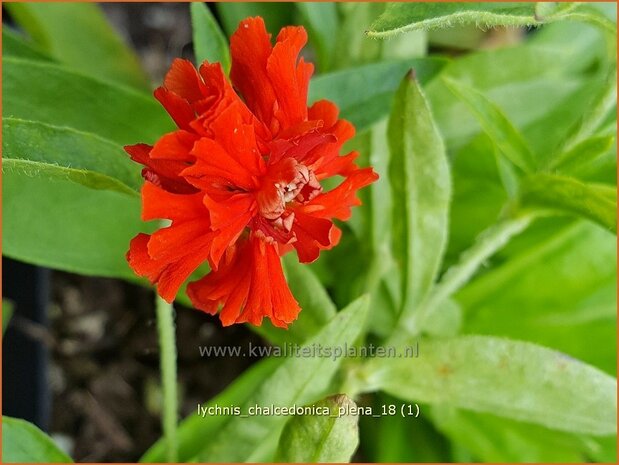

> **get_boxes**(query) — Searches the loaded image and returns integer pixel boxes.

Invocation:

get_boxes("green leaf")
[2,299,14,334]
[520,173,617,233]
[309,58,447,132]
[296,2,338,72]
[560,68,617,156]
[364,335,617,435]
[2,118,141,196]
[459,220,617,374]
[429,406,603,462]
[367,2,540,38]
[367,2,617,38]
[3,57,172,146]
[360,394,450,462]
[2,28,51,61]
[194,296,370,462]
[427,22,607,152]
[545,3,618,36]
[216,2,295,37]
[443,77,536,173]
[276,394,359,463]
[550,135,616,176]
[387,72,451,315]
[2,416,72,463]
[140,357,281,463]
[190,2,231,72]
[252,255,337,345]
[3,172,147,279]
[5,2,149,90]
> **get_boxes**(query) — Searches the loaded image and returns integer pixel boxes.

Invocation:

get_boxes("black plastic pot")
[2,257,51,430]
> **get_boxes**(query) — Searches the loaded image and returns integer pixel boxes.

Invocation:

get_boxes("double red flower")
[126,17,377,327]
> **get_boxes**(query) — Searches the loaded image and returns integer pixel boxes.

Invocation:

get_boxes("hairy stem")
[156,295,178,462]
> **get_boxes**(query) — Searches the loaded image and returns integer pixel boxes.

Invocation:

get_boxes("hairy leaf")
[364,335,617,435]
[388,72,451,315]
[276,395,359,462]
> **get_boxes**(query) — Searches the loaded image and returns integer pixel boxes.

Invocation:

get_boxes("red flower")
[126,17,378,327]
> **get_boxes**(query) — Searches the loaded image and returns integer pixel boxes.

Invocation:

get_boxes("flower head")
[126,17,378,327]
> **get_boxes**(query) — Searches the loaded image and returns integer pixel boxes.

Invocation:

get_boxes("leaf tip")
[406,68,417,81]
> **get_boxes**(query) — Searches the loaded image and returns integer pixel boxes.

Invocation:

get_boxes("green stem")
[156,295,178,463]
[392,213,535,341]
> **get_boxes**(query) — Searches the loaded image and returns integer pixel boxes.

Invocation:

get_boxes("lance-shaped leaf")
[276,394,360,463]
[2,28,51,61]
[550,135,616,176]
[363,335,617,436]
[3,118,141,196]
[2,416,73,463]
[443,76,537,173]
[520,173,617,233]
[367,2,616,38]
[367,2,540,38]
[3,172,147,280]
[3,57,173,146]
[190,2,230,72]
[193,296,370,462]
[5,2,149,90]
[388,71,451,314]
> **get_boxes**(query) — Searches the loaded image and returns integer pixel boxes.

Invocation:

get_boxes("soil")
[48,273,263,462]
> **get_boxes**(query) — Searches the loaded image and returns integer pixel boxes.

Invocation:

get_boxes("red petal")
[164,58,206,103]
[300,168,379,220]
[125,143,196,194]
[187,235,300,327]
[266,26,313,127]
[150,130,198,161]
[127,231,212,302]
[291,211,334,263]
[230,17,276,127]
[182,137,258,191]
[141,182,206,223]
[154,87,195,130]
[203,192,256,268]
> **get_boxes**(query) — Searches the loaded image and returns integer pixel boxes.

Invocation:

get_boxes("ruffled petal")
[187,235,300,327]
[203,192,256,268]
[127,231,212,302]
[290,211,335,263]
[300,167,379,220]
[230,17,276,129]
[141,181,206,223]
[125,143,197,194]
[266,26,313,128]
[182,137,259,192]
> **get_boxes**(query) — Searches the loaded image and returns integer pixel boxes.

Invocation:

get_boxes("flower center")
[256,158,322,222]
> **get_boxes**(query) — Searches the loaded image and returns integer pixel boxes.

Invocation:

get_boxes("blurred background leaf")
[190,2,230,72]
[2,299,14,334]
[5,2,150,90]
[2,416,73,463]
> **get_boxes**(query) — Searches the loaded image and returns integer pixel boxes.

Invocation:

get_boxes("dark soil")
[48,272,263,462]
